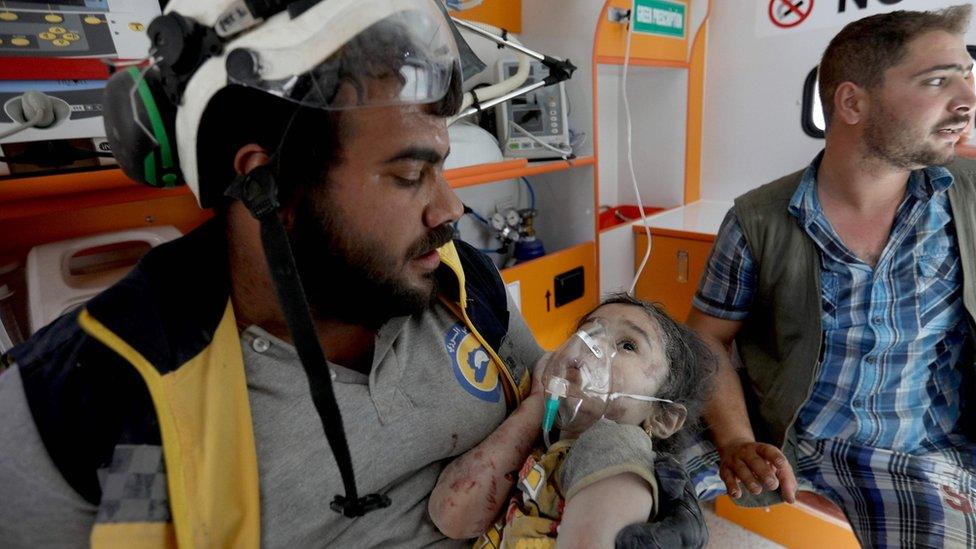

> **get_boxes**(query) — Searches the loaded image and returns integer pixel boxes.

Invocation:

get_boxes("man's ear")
[834,82,868,126]
[643,403,687,440]
[234,143,271,176]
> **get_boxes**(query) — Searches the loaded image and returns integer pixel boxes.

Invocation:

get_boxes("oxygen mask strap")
[226,164,390,517]
[606,393,676,404]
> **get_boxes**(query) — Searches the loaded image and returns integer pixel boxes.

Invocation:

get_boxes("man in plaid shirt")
[684,6,976,546]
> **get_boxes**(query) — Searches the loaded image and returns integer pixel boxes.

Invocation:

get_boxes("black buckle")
[224,164,280,219]
[330,493,392,518]
[498,29,508,48]
[541,56,578,86]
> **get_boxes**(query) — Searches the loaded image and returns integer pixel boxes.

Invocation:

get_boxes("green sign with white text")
[632,0,686,39]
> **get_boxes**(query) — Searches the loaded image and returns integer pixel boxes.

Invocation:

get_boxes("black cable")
[470,89,482,112]
[0,147,115,166]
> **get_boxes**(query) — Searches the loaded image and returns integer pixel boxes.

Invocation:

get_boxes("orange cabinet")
[0,172,211,261]
[632,230,713,322]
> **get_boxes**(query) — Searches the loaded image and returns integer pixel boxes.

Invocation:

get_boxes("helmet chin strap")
[225,163,391,518]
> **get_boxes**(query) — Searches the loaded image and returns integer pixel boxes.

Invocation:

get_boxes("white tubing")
[624,20,653,296]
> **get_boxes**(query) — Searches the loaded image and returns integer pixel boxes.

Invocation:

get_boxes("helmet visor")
[226,0,459,110]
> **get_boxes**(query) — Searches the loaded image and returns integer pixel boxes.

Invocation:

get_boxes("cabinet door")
[633,233,712,322]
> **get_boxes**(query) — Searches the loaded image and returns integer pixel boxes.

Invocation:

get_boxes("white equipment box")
[495,59,571,160]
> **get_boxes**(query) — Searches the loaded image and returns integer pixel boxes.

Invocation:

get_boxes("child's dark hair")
[584,293,717,454]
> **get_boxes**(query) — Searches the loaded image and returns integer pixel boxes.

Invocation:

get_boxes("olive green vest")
[730,157,976,507]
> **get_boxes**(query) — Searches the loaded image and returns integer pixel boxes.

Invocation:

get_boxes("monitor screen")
[512,108,543,132]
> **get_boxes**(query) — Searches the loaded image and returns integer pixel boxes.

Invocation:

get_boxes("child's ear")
[643,403,687,439]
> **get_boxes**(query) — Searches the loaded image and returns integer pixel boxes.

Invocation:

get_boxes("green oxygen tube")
[542,376,569,448]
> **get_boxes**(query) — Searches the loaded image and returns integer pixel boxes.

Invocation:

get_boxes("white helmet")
[104,0,460,207]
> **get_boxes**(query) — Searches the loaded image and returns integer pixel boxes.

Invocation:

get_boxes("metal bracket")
[450,18,576,122]
[607,7,631,23]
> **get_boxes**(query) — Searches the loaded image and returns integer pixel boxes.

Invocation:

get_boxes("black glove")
[615,455,708,549]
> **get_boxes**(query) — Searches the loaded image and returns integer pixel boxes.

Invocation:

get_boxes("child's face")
[584,303,670,426]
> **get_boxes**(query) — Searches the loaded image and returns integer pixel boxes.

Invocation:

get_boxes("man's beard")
[863,100,969,169]
[288,193,455,329]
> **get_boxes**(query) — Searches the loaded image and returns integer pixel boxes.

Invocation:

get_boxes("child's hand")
[717,439,797,503]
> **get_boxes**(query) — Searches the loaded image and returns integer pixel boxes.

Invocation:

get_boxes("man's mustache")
[407,224,455,258]
[934,115,972,132]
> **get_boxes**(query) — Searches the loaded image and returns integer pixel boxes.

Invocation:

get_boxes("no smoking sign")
[768,0,813,28]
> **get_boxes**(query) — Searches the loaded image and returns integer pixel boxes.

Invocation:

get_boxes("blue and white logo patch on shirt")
[445,323,500,403]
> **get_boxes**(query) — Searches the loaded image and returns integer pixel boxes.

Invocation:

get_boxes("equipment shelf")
[0,155,597,222]
[448,155,595,188]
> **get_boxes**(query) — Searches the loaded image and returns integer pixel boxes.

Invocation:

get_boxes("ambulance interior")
[1,1,975,547]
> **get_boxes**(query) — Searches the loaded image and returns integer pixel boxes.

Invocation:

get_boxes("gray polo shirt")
[0,296,544,547]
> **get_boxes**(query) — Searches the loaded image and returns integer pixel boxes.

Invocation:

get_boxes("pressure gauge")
[505,209,521,227]
[491,212,506,231]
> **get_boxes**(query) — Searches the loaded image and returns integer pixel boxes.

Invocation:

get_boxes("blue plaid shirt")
[694,154,973,453]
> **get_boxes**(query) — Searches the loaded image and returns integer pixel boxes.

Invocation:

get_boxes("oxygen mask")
[541,319,687,445]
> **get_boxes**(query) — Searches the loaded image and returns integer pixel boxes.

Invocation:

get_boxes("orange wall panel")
[454,0,521,33]
[684,23,706,204]
[502,242,598,350]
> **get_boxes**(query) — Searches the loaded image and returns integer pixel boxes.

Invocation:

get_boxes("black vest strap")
[226,164,389,518]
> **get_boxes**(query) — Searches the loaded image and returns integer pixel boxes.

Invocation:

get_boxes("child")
[428,293,716,547]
